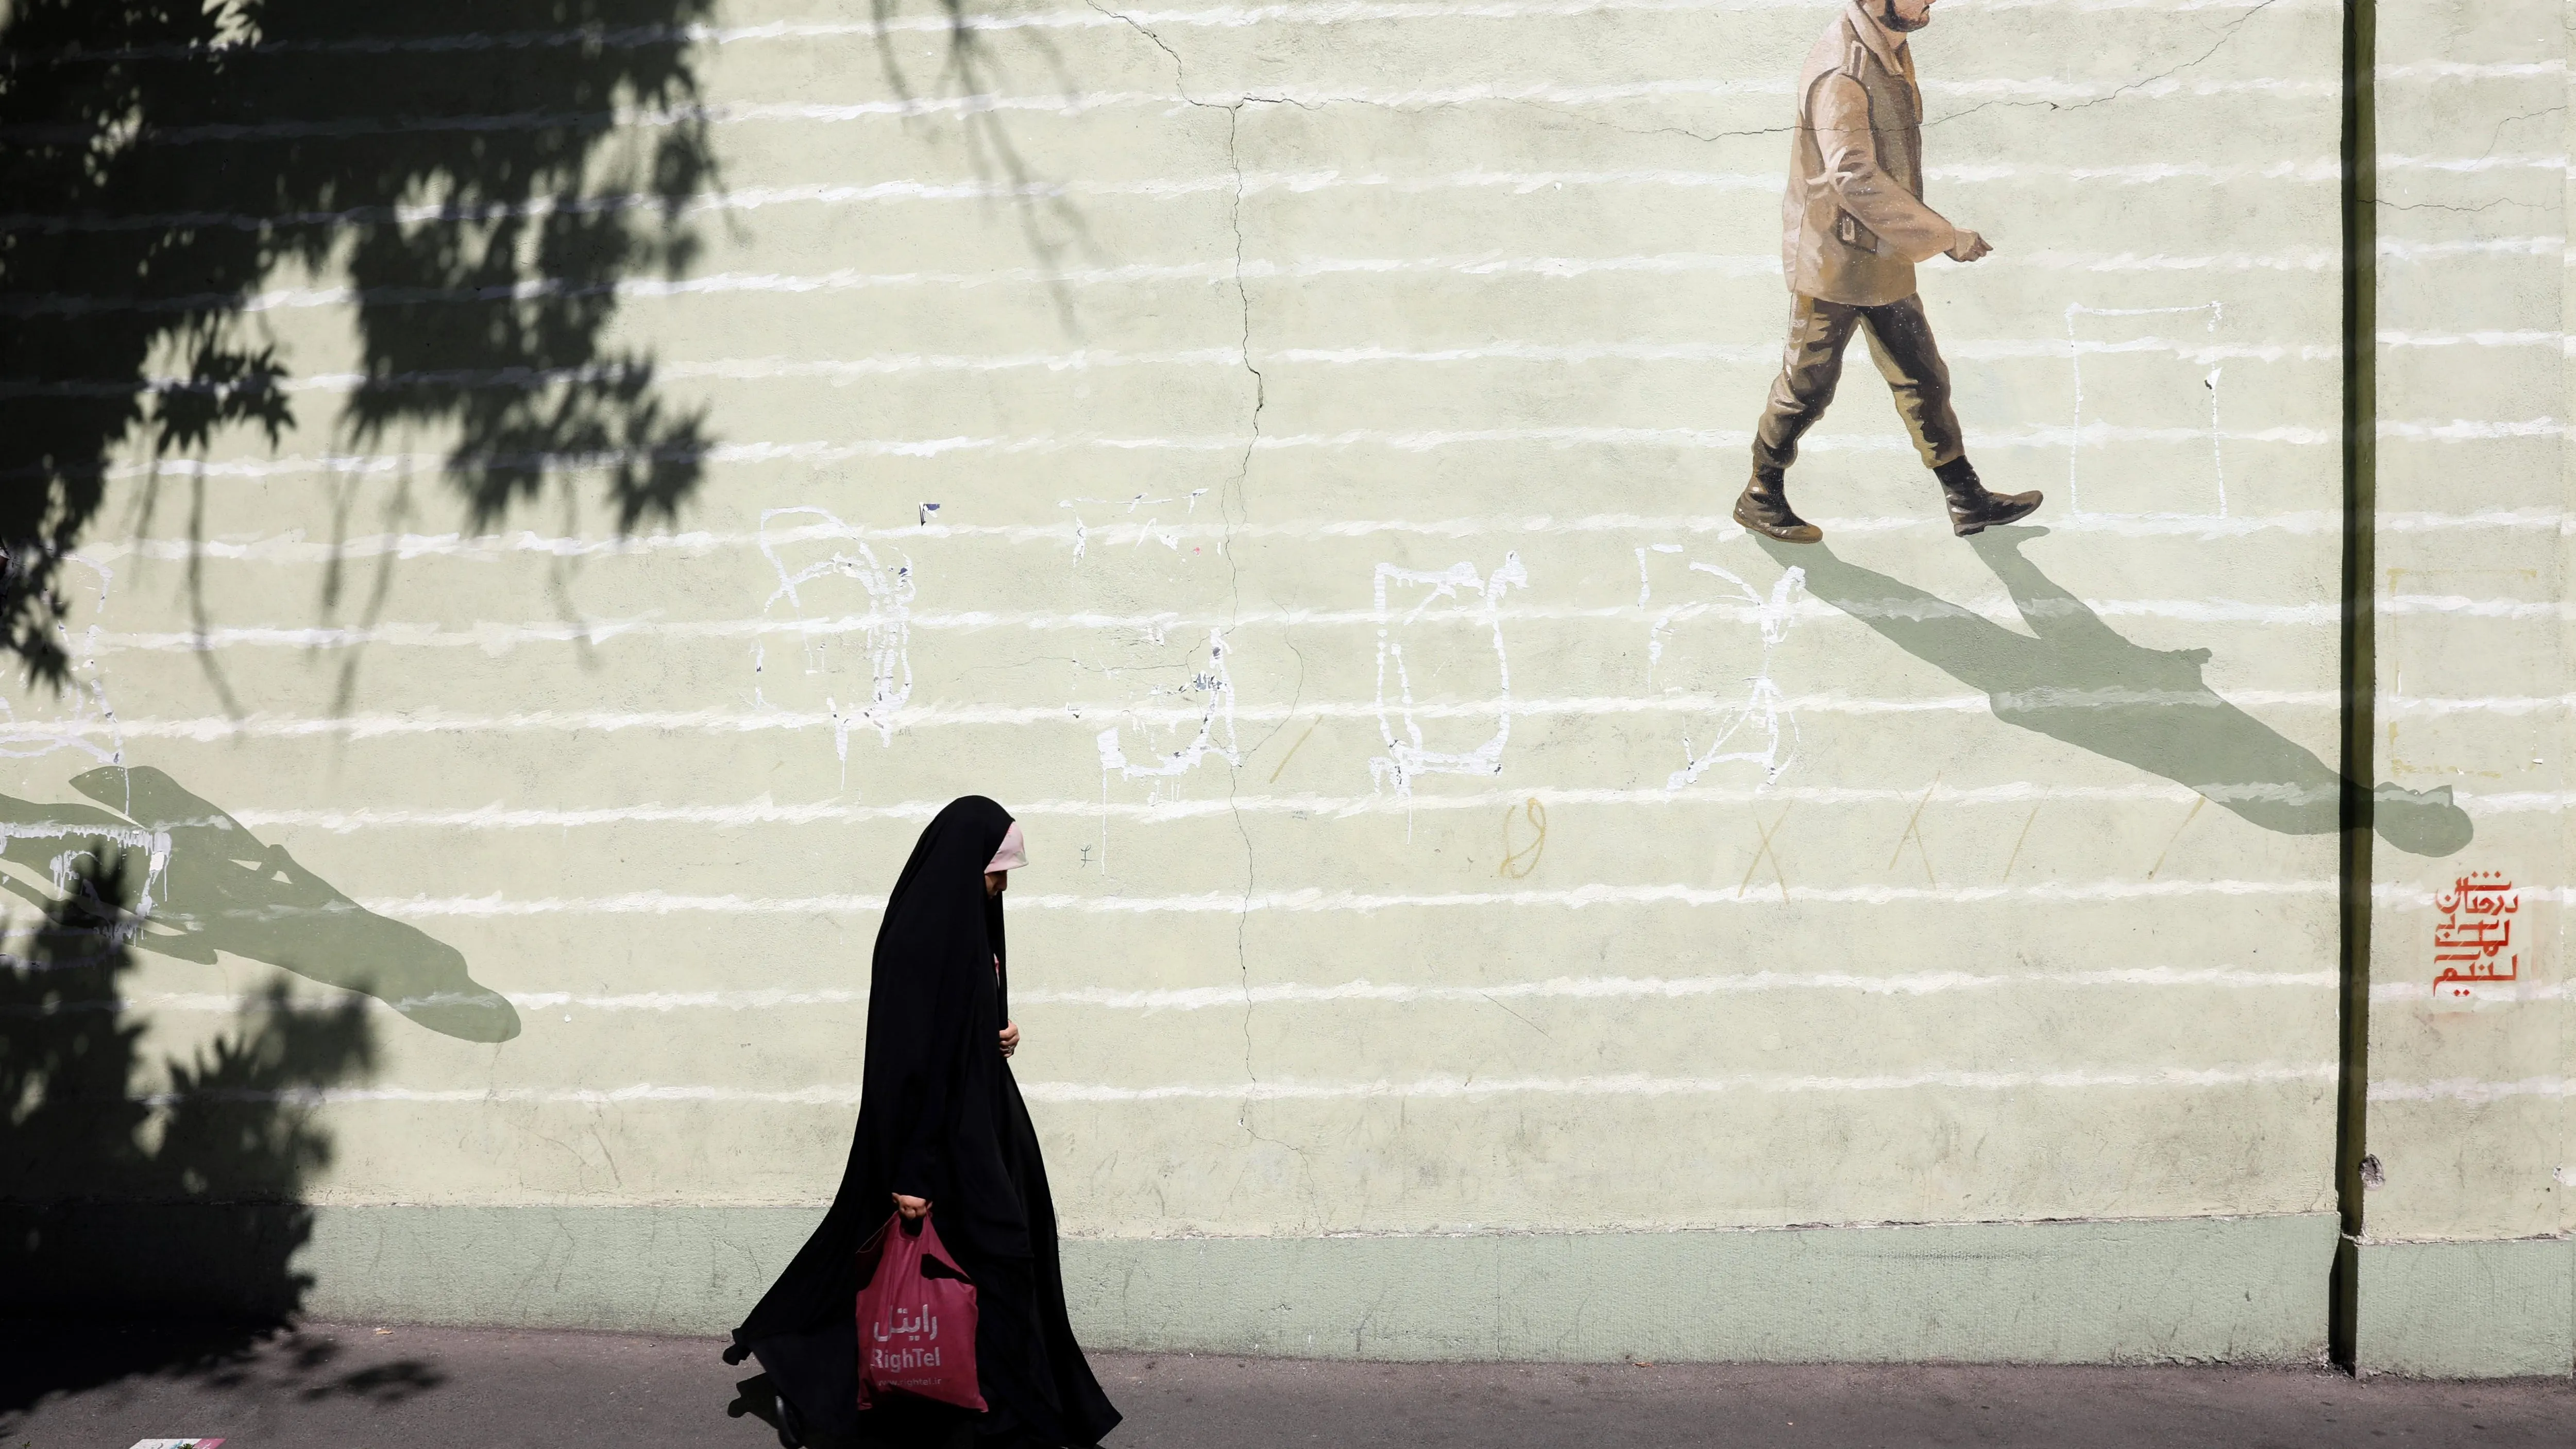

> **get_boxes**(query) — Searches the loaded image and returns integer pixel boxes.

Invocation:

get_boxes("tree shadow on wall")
[0,0,722,696]
[0,764,514,1041]
[0,851,409,1427]
[1760,528,2473,857]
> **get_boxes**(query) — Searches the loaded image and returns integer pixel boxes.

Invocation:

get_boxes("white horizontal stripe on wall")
[65,592,2576,659]
[21,151,2561,240]
[131,1061,2343,1108]
[2374,60,2566,82]
[25,238,2524,318]
[3,781,2559,850]
[3,691,2564,753]
[69,509,2574,573]
[28,418,2561,491]
[8,335,2356,397]
[6,334,2347,386]
[170,782,2576,836]
[23,968,2341,1019]
[1,73,2345,152]
[119,1073,2574,1110]
[336,880,2342,918]
[274,70,2369,128]
[64,417,2547,487]
[197,785,2217,833]
[0,0,2341,69]
[1020,1064,2343,1101]
[2372,981,2571,1005]
[78,881,2532,919]
[2366,1078,2571,1105]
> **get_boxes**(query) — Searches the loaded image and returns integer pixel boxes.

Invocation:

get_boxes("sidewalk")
[3,1321,2568,1448]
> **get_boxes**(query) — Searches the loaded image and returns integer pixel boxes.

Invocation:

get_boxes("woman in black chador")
[726,797,1120,1448]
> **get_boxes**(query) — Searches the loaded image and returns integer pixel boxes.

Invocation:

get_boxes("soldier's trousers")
[1751,292,1965,478]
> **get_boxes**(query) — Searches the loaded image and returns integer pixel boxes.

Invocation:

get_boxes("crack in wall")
[2379,198,2542,214]
[1927,0,2285,129]
[1480,0,2293,147]
[1083,2,1277,1110]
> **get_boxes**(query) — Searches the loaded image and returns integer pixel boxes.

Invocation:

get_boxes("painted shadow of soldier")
[0,765,517,1041]
[1758,528,2472,857]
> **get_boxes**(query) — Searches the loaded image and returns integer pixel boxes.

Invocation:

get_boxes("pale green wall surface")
[2358,0,2573,1377]
[3,1203,2337,1363]
[2355,1238,2576,1379]
[1059,1216,2341,1363]
[0,0,2564,1374]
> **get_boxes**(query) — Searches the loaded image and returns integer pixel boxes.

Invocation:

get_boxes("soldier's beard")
[1877,1,1931,30]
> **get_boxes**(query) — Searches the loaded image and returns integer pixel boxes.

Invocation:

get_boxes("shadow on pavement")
[0,850,383,1429]
[0,1321,446,1432]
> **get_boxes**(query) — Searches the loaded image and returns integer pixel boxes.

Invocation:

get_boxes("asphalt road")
[3,1321,2569,1448]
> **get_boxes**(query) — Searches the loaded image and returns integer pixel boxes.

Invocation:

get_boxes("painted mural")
[0,0,2563,1371]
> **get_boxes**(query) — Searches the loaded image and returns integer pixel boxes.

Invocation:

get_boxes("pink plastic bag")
[855,1213,985,1413]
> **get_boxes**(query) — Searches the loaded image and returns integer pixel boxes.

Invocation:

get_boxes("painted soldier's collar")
[1841,0,1912,76]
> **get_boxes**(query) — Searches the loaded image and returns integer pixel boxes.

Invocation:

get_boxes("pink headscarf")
[985,821,1027,873]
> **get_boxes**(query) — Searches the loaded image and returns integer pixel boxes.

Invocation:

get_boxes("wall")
[2357,0,2574,1378]
[0,0,2563,1374]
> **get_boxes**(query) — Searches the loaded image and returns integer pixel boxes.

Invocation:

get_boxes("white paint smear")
[2067,302,2228,517]
[1646,558,1805,789]
[754,507,914,757]
[1372,555,1529,795]
[0,556,127,767]
[0,819,174,919]
[1097,629,1241,788]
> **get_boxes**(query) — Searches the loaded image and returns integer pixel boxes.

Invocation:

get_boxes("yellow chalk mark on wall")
[1499,797,1548,879]
[1738,806,1792,903]
[1889,776,1939,887]
[1266,718,1320,785]
[2147,796,2208,880]
[2000,805,2041,883]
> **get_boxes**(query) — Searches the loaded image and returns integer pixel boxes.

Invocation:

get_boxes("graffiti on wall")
[1370,555,1529,798]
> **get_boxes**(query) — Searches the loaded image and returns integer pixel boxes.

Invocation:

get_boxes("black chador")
[728,796,1120,1448]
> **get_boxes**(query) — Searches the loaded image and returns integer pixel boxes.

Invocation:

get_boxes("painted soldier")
[1734,0,2042,543]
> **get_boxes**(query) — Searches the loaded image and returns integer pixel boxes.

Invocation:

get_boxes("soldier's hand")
[1946,230,1992,263]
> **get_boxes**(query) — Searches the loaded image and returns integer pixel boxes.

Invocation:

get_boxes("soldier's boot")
[1935,457,2043,537]
[1732,469,1823,543]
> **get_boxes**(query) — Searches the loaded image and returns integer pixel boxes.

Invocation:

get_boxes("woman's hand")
[998,1021,1020,1057]
[892,1193,930,1220]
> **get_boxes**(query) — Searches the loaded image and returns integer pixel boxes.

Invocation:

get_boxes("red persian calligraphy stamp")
[2433,871,2519,1000]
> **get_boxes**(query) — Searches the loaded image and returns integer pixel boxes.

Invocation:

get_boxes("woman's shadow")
[1757,527,2471,857]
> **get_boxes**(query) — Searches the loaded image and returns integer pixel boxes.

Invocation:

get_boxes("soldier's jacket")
[1780,1,1960,305]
